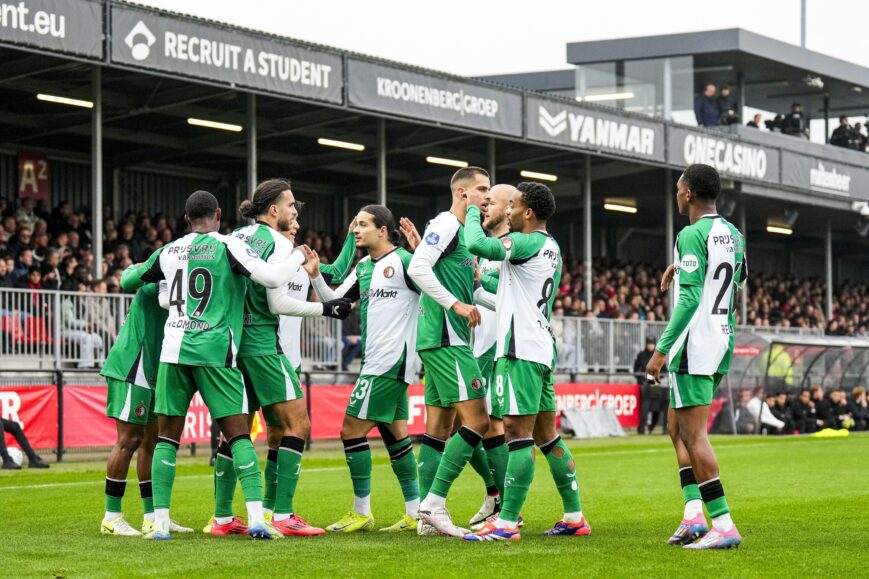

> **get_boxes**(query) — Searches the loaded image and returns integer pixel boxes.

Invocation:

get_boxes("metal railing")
[0,288,822,372]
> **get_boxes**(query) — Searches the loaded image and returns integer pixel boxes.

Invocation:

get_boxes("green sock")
[699,478,730,518]
[468,440,497,494]
[274,436,304,516]
[151,439,179,510]
[417,435,445,498]
[679,466,702,503]
[104,478,125,513]
[263,449,278,513]
[213,441,237,518]
[387,437,419,504]
[428,427,482,499]
[484,434,508,498]
[540,436,581,513]
[139,480,154,515]
[500,439,536,523]
[344,437,372,513]
[230,436,262,503]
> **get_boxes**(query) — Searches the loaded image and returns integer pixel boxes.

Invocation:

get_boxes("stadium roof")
[564,28,869,118]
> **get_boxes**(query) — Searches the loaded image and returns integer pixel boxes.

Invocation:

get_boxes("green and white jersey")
[473,256,501,360]
[411,211,476,351]
[100,284,168,388]
[130,231,267,367]
[317,248,420,383]
[494,232,562,366]
[231,222,292,358]
[669,214,747,375]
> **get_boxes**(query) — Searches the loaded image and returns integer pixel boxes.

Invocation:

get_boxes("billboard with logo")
[526,96,666,162]
[347,59,523,137]
[110,4,343,104]
[668,127,780,185]
[0,0,102,59]
[781,151,869,201]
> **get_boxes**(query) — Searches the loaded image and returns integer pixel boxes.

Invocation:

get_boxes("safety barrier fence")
[1,288,821,374]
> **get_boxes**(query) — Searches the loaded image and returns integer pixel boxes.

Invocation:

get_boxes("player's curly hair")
[516,181,556,221]
[239,178,292,219]
[359,204,400,244]
[185,190,219,221]
[682,164,720,200]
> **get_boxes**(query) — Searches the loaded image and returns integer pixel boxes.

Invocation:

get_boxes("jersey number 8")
[169,267,213,317]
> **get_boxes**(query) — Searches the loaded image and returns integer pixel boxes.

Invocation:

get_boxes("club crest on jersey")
[134,403,146,418]
[501,237,513,251]
[471,378,483,392]
[383,266,395,278]
[680,254,700,273]
[424,232,440,245]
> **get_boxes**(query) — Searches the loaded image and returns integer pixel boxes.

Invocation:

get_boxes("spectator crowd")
[713,386,869,435]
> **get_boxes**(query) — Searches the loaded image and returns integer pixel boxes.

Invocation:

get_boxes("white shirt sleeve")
[473,287,496,311]
[157,280,170,310]
[310,269,359,303]
[266,287,324,317]
[408,215,459,309]
[220,233,305,289]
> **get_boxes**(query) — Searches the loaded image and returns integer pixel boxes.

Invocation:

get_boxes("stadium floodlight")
[520,170,557,182]
[187,118,243,132]
[36,93,93,108]
[603,199,638,214]
[426,156,468,168]
[766,224,793,235]
[577,91,635,103]
[317,138,365,151]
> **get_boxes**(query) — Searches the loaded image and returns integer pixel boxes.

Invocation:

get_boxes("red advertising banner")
[310,382,641,438]
[0,385,57,449]
[17,153,50,201]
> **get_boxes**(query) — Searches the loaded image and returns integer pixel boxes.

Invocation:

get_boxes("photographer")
[781,102,808,138]
[830,116,857,149]
[717,85,738,126]
[1,418,50,469]
[633,337,668,434]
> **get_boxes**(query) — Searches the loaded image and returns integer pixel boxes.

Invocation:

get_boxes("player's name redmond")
[167,319,211,330]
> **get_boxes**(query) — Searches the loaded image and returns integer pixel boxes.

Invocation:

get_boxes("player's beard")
[484,213,504,232]
[276,215,292,232]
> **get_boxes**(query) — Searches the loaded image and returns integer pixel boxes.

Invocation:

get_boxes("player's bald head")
[489,184,516,203]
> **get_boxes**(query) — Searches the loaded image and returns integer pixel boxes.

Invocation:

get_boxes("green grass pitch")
[1,434,866,578]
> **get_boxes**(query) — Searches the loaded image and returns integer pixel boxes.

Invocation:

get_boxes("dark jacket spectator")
[694,84,720,127]
[782,102,808,138]
[830,116,857,149]
[790,390,818,433]
[848,387,868,431]
[717,86,738,125]
[746,114,762,128]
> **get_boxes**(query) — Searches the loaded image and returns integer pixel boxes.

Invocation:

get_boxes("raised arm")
[223,234,306,289]
[120,248,163,292]
[464,205,507,261]
[320,227,357,284]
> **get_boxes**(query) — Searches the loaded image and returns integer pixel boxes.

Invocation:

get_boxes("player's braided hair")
[516,181,556,221]
[185,190,219,220]
[239,178,292,219]
[682,164,721,200]
[359,204,400,245]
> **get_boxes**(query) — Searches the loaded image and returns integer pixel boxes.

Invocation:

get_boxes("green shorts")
[494,357,555,416]
[670,372,724,409]
[419,346,484,408]
[345,375,409,423]
[105,377,156,425]
[156,363,247,421]
[238,354,304,427]
[477,357,502,419]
